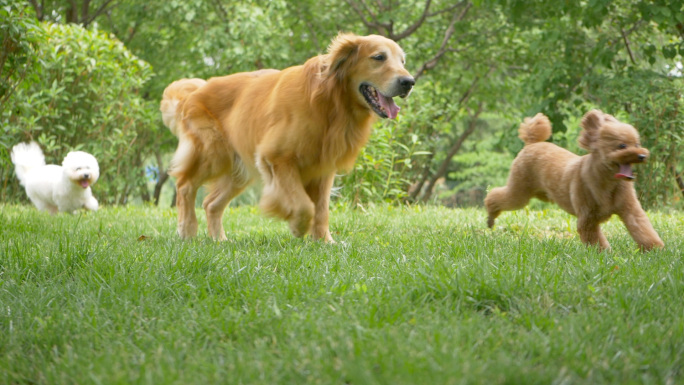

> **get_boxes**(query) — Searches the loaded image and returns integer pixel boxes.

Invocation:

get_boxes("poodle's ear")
[578,109,603,150]
[325,33,360,81]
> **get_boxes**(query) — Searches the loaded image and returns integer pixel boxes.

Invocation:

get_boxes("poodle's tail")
[10,141,45,186]
[160,78,207,136]
[518,113,552,145]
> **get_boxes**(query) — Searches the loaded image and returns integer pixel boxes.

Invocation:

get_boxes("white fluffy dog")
[11,141,100,214]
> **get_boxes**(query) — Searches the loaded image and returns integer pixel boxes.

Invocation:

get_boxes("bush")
[0,0,43,150]
[0,19,155,205]
[338,118,429,206]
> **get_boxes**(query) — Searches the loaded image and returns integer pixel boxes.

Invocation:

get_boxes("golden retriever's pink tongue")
[615,164,634,179]
[378,93,400,119]
[80,180,90,189]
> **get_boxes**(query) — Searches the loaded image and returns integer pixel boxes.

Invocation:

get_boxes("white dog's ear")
[326,33,360,81]
[579,109,603,150]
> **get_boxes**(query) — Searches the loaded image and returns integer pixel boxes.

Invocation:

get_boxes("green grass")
[1,203,682,385]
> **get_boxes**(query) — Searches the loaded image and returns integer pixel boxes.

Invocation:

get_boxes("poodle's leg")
[305,173,336,243]
[258,157,314,238]
[203,174,249,241]
[484,185,532,228]
[175,175,200,239]
[618,200,664,251]
[577,216,610,250]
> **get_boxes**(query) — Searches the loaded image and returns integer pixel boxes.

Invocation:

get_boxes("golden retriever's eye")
[371,54,386,61]
[618,144,627,149]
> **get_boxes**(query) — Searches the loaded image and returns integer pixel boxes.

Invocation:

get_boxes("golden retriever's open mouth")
[360,83,400,119]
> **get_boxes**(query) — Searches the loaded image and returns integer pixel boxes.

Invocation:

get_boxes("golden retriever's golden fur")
[485,110,664,251]
[161,33,414,242]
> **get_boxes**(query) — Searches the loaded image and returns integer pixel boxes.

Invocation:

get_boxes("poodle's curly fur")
[485,110,664,251]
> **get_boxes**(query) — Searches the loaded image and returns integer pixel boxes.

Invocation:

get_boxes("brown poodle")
[485,110,664,251]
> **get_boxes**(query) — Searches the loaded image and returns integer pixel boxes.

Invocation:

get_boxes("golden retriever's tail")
[518,113,552,145]
[160,78,207,136]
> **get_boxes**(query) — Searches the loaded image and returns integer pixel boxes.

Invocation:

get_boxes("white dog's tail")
[160,78,207,136]
[518,113,552,145]
[10,141,45,186]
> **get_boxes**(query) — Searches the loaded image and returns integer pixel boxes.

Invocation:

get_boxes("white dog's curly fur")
[11,142,99,214]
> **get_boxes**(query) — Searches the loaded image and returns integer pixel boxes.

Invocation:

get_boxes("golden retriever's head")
[580,109,650,181]
[325,33,415,119]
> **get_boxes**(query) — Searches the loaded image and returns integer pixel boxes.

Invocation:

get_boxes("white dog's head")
[62,151,99,189]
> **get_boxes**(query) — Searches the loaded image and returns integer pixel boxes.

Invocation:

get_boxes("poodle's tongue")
[615,164,635,180]
[378,93,400,119]
[80,180,90,189]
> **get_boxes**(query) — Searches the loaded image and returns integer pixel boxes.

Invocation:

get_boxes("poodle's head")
[579,109,649,181]
[62,151,99,189]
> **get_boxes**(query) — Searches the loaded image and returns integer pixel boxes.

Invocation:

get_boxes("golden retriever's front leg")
[258,158,314,238]
[306,173,336,243]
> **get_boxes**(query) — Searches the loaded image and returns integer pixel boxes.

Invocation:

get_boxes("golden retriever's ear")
[326,33,360,81]
[579,109,603,150]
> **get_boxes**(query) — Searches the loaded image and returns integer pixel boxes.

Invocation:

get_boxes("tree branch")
[345,0,387,34]
[27,0,43,20]
[413,1,471,80]
[83,0,117,27]
[390,0,433,41]
[621,28,636,65]
[81,0,91,25]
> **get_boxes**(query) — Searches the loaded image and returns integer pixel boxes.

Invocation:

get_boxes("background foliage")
[1,0,682,208]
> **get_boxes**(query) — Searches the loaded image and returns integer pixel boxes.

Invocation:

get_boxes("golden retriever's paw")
[287,206,313,238]
[177,222,198,239]
[212,232,228,242]
[312,228,334,243]
[289,218,313,238]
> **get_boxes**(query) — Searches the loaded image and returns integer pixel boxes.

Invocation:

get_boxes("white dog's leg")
[84,190,99,211]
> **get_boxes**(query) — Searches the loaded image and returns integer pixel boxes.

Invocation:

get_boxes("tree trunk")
[152,153,169,206]
[140,182,150,203]
[420,103,483,202]
[408,151,435,202]
[153,169,169,206]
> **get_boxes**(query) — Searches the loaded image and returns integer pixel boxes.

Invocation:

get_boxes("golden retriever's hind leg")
[305,173,336,243]
[203,174,250,241]
[484,185,531,228]
[176,176,200,239]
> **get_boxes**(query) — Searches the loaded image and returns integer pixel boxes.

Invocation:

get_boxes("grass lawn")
[1,203,682,384]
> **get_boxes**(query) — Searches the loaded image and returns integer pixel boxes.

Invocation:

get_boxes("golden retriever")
[160,33,414,242]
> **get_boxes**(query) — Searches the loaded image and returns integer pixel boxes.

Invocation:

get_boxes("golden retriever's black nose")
[398,76,415,98]
[400,76,415,90]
